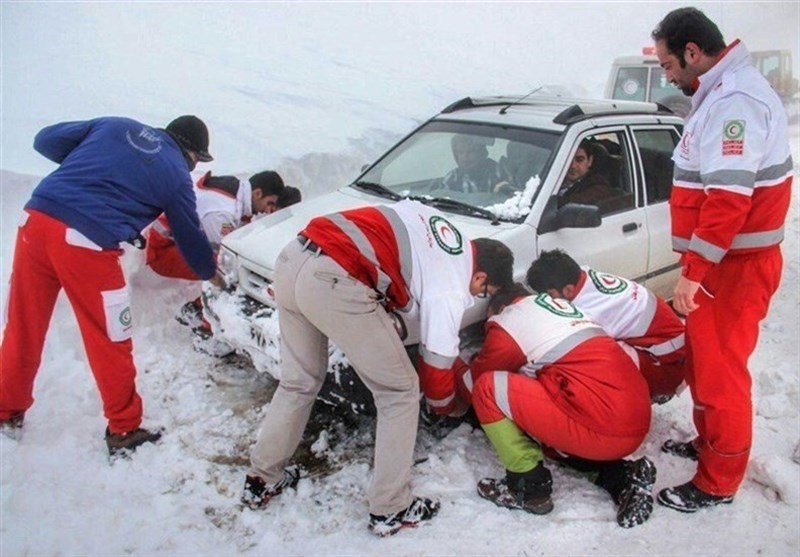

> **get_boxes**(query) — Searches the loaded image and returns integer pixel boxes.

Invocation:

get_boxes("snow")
[2,2,800,556]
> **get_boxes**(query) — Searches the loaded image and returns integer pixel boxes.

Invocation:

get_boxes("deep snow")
[2,2,800,556]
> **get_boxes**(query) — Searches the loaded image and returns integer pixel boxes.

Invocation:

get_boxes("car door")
[537,127,649,282]
[630,124,683,299]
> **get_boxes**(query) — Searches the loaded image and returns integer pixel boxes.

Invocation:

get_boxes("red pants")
[686,247,782,495]
[472,371,645,461]
[0,210,142,433]
[145,228,199,280]
[638,351,686,397]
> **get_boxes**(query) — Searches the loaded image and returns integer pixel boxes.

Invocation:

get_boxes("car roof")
[611,55,660,66]
[432,95,679,130]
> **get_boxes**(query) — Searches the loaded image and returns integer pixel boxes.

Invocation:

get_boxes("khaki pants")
[249,239,420,515]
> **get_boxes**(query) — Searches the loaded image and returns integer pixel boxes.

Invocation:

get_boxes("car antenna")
[499,86,544,115]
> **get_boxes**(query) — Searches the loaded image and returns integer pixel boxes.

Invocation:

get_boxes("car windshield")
[354,120,559,222]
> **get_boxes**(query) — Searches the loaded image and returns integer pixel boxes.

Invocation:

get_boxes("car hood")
[222,186,516,273]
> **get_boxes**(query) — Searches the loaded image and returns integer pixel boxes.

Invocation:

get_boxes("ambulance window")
[613,67,648,101]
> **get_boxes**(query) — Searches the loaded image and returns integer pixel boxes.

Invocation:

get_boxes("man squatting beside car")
[527,249,687,402]
[145,169,302,335]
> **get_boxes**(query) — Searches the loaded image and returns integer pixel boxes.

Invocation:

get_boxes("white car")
[205,95,683,411]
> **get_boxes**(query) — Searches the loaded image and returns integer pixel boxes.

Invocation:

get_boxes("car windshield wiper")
[411,196,500,225]
[352,181,402,201]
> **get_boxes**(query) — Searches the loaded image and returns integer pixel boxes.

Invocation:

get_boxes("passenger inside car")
[495,141,546,194]
[557,138,630,214]
[441,134,507,193]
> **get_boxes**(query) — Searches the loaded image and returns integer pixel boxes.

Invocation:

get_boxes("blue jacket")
[27,117,216,279]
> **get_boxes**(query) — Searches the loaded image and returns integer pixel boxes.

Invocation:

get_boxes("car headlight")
[216,246,239,287]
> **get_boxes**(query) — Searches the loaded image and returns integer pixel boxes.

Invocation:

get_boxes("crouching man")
[460,284,656,528]
[527,249,687,402]
[240,199,514,537]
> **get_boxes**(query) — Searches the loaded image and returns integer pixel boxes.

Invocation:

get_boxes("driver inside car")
[441,135,507,193]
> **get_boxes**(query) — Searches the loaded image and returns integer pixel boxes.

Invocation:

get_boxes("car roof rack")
[441,96,675,123]
[553,101,672,124]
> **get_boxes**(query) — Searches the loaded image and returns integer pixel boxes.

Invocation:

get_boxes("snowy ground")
[2,2,800,555]
[1,132,799,555]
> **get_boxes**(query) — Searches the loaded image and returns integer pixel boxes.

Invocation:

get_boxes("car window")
[633,128,680,204]
[557,131,635,217]
[358,120,559,220]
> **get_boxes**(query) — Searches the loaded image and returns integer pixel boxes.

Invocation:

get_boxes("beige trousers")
[249,239,420,515]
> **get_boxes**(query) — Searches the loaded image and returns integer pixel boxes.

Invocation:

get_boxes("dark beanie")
[166,115,213,162]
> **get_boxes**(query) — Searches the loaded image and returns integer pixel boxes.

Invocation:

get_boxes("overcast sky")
[1,1,798,177]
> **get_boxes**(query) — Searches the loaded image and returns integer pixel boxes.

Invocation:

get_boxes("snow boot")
[657,481,733,513]
[368,497,440,537]
[105,427,162,457]
[192,335,235,358]
[616,457,657,528]
[175,298,204,329]
[0,412,24,441]
[477,462,554,515]
[661,439,699,461]
[241,466,301,510]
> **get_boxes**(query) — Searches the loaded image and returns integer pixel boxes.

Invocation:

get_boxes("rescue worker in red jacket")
[145,170,299,337]
[456,284,656,528]
[527,249,686,401]
[652,8,793,512]
[0,115,217,456]
[239,199,514,537]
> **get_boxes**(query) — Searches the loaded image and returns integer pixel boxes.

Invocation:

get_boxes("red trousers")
[472,371,645,461]
[638,351,686,397]
[686,247,783,495]
[0,210,142,433]
[145,228,199,280]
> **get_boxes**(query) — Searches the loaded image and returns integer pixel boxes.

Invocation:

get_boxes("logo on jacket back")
[126,126,163,155]
[722,120,745,156]
[534,293,583,318]
[429,215,463,255]
[588,269,628,294]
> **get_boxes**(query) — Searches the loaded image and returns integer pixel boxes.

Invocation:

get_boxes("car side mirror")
[538,197,602,234]
[361,163,370,172]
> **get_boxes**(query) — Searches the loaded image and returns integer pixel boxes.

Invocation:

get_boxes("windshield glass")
[355,120,559,221]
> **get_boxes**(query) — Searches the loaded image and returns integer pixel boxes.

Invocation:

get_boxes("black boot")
[105,427,163,457]
[661,439,700,461]
[657,481,733,513]
[568,456,656,528]
[477,462,554,515]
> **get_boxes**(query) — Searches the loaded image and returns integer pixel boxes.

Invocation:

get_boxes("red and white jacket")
[302,199,475,413]
[149,172,254,249]
[570,267,685,365]
[671,40,793,282]
[460,294,650,437]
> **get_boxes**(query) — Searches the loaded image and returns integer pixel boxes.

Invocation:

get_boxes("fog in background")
[2,1,799,184]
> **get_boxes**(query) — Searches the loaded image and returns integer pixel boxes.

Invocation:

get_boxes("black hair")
[278,185,302,209]
[473,238,514,289]
[651,7,726,67]
[249,170,285,197]
[577,138,596,159]
[526,249,581,293]
[488,282,531,316]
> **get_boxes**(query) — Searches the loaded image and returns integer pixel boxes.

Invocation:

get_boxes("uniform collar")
[690,39,749,114]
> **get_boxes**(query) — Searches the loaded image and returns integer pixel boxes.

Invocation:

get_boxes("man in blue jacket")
[0,115,218,457]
